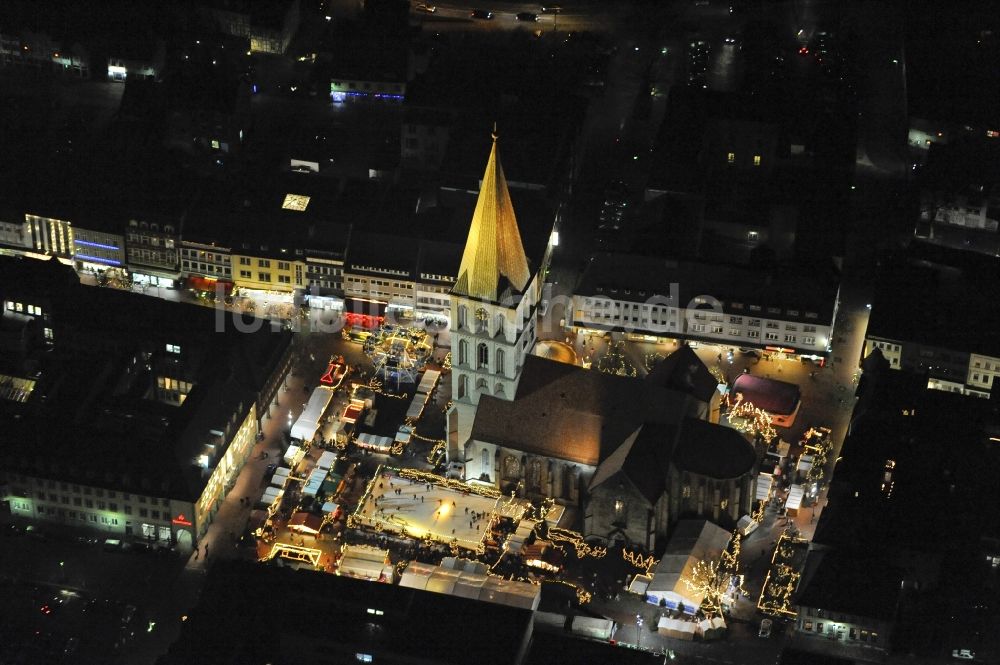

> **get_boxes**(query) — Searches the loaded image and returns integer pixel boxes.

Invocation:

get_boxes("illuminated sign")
[171,514,193,526]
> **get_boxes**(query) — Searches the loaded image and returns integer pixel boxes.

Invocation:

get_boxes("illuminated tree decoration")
[681,531,748,618]
[596,341,637,377]
[726,392,776,442]
[623,548,658,575]
[756,532,806,617]
[644,352,666,373]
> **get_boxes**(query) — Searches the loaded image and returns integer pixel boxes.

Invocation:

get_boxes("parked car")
[414,3,436,12]
[470,9,493,19]
[516,12,538,21]
[951,650,975,661]
[540,5,562,12]
[759,618,772,638]
[103,538,122,552]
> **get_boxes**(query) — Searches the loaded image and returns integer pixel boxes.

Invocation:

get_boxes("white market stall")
[416,369,440,395]
[356,432,393,453]
[290,386,336,442]
[786,484,805,516]
[302,467,327,497]
[795,455,814,483]
[399,558,540,610]
[756,472,774,503]
[316,451,336,471]
[657,617,697,640]
[338,545,394,582]
[283,444,304,467]
[405,393,427,421]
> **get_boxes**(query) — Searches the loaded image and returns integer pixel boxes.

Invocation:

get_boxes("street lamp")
[636,613,644,648]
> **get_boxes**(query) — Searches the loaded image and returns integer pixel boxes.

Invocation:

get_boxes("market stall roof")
[317,450,336,470]
[288,512,323,535]
[756,473,774,502]
[302,467,327,497]
[416,369,441,395]
[399,561,437,590]
[786,484,805,511]
[356,432,393,451]
[291,386,336,442]
[731,374,801,416]
[628,574,652,595]
[657,617,697,640]
[283,444,303,466]
[406,395,426,420]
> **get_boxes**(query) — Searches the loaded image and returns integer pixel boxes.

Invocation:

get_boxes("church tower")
[447,130,539,465]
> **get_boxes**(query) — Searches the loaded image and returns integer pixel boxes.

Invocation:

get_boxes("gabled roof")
[471,355,693,467]
[452,134,531,303]
[589,417,756,502]
[646,345,718,404]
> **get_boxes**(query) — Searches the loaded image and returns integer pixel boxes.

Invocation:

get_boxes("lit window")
[356,655,373,663]
[366,608,384,616]
[727,152,735,163]
[166,344,181,354]
[753,155,761,166]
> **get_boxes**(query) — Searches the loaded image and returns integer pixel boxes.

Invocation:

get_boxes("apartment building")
[865,241,1000,398]
[0,256,293,551]
[572,252,839,359]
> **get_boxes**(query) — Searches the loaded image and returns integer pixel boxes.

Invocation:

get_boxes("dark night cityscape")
[0,0,998,663]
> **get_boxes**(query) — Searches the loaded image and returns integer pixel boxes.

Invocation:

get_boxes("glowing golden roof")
[453,133,530,302]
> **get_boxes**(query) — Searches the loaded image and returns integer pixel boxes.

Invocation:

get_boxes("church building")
[447,135,759,551]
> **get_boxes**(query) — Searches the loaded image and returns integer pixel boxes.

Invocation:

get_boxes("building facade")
[126,218,181,288]
[572,254,837,361]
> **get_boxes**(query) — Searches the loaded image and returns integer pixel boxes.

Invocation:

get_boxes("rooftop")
[577,252,839,324]
[794,548,902,620]
[472,355,697,467]
[159,560,533,665]
[731,374,802,416]
[0,257,291,501]
[867,241,1000,357]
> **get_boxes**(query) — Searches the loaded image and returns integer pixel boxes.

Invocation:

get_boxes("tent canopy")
[291,386,336,442]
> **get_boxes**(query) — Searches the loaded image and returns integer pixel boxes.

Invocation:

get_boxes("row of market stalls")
[405,369,441,422]
[290,386,336,443]
[400,557,540,610]
[656,616,727,641]
[337,544,395,582]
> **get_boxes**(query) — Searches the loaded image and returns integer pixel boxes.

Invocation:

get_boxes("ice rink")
[356,471,504,550]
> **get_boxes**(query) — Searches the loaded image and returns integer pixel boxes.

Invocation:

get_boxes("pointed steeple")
[453,128,531,302]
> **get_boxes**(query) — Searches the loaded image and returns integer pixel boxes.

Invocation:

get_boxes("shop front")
[131,270,178,289]
[187,275,234,294]
[344,297,386,329]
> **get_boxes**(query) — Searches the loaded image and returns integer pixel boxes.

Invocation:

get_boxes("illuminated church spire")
[453,127,530,303]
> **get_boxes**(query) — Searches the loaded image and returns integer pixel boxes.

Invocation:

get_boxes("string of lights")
[622,548,658,575]
[726,392,777,441]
